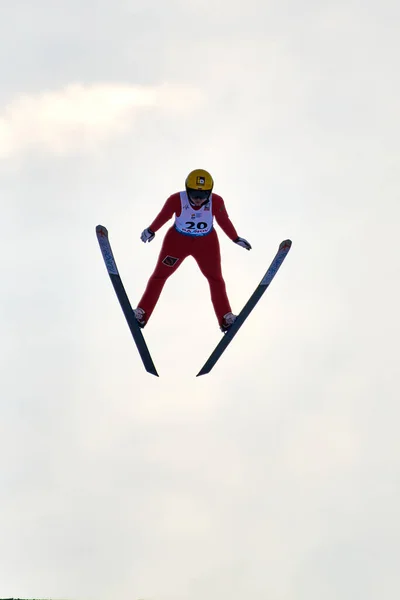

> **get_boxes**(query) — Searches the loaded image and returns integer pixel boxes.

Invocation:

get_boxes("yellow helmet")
[185,168,214,204]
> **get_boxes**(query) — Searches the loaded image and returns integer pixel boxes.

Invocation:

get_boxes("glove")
[234,237,252,251]
[140,228,155,243]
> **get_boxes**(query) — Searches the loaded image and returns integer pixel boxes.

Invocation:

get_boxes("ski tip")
[279,239,292,251]
[96,224,109,237]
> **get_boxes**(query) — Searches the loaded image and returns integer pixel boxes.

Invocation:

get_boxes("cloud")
[0,82,204,158]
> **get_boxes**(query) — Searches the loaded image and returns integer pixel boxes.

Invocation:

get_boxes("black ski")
[96,225,158,377]
[197,239,292,376]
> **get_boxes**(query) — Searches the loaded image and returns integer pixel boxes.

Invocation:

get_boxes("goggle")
[187,188,210,201]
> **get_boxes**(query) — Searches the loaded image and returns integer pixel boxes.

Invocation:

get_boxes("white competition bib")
[174,192,213,236]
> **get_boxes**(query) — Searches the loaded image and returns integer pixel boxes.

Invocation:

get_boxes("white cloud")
[0,82,204,157]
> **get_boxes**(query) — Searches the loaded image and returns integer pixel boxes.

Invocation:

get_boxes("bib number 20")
[185,221,208,230]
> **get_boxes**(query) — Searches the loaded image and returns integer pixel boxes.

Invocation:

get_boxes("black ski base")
[197,239,292,376]
[96,225,158,377]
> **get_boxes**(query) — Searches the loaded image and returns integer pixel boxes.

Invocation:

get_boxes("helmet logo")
[196,176,205,185]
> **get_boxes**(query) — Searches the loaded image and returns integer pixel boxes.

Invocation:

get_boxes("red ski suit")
[138,192,239,325]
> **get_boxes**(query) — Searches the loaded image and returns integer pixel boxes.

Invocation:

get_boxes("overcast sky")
[1,1,399,599]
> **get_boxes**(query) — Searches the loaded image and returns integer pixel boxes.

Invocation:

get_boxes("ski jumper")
[137,191,239,325]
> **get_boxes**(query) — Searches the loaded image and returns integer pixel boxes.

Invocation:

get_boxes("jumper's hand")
[141,228,155,243]
[234,237,252,250]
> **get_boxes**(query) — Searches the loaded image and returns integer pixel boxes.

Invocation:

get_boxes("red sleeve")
[148,193,181,232]
[213,194,239,241]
